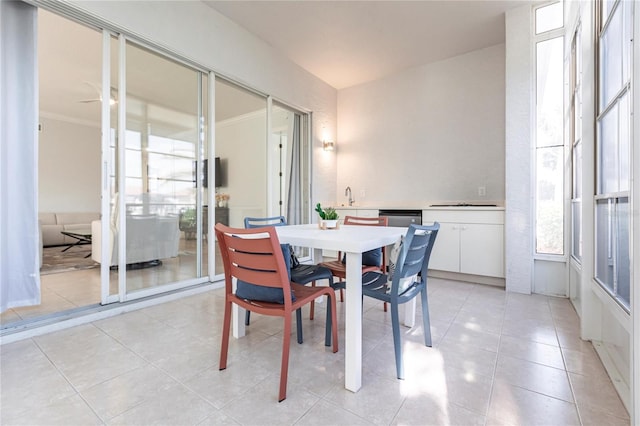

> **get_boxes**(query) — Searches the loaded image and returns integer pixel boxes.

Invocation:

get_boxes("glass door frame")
[100,32,215,304]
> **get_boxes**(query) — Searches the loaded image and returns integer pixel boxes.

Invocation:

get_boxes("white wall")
[69,0,337,207]
[505,6,533,295]
[336,44,505,207]
[215,111,267,228]
[38,116,100,212]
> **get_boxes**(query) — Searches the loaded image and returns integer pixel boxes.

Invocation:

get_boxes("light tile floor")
[0,279,630,425]
[0,239,221,327]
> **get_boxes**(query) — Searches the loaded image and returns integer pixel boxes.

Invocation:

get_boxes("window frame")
[532,1,566,259]
[594,0,632,312]
[570,25,583,263]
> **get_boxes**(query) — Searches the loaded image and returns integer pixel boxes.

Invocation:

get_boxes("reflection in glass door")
[107,39,209,300]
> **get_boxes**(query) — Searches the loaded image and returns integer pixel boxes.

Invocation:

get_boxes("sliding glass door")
[103,36,210,302]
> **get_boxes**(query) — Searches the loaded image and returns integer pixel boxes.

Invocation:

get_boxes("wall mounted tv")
[201,157,222,188]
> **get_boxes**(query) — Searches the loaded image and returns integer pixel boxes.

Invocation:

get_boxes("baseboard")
[592,340,631,415]
[427,270,505,287]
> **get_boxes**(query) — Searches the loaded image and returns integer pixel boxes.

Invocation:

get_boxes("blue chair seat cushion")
[341,247,382,267]
[235,244,296,303]
[291,264,333,284]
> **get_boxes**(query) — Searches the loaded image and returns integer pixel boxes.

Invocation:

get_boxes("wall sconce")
[323,140,335,151]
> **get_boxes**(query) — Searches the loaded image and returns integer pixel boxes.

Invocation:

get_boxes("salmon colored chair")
[215,223,338,402]
[320,215,389,311]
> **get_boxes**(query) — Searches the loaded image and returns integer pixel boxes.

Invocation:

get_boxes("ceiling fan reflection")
[77,81,117,105]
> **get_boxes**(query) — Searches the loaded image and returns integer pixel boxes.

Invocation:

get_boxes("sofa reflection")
[91,214,180,267]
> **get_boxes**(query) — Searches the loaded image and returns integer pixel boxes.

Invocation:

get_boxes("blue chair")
[243,216,334,343]
[360,223,439,379]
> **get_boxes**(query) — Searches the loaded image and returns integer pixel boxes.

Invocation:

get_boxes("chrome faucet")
[345,186,354,206]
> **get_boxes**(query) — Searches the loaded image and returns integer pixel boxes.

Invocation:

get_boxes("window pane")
[622,0,632,83]
[573,142,582,198]
[618,93,629,191]
[573,92,582,141]
[148,153,193,182]
[616,197,630,308]
[595,199,614,290]
[125,149,142,178]
[536,146,564,254]
[599,7,622,111]
[598,104,619,194]
[571,200,582,260]
[536,2,563,34]
[148,134,195,157]
[537,37,564,147]
[125,129,141,150]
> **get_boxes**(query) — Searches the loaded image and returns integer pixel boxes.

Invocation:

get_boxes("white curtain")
[0,1,40,313]
[286,114,302,225]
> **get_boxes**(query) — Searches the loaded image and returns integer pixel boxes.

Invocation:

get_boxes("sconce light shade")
[323,140,335,151]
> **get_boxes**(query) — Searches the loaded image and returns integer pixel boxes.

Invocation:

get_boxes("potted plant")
[315,203,339,228]
[179,208,197,239]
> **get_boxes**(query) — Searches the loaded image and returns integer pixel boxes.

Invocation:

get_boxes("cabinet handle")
[461,226,468,230]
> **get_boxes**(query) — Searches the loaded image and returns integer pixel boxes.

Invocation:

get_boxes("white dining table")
[268,223,409,392]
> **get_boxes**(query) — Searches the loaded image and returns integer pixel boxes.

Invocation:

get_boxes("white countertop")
[331,203,505,211]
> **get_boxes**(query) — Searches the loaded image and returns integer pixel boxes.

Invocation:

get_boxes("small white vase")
[324,220,338,228]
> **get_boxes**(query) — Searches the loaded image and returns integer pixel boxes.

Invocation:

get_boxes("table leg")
[403,298,417,328]
[344,251,363,392]
[231,277,246,338]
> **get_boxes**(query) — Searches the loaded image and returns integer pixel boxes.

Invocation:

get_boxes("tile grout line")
[30,335,108,425]
[481,288,507,426]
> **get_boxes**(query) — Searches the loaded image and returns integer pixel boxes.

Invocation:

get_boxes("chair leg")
[325,295,332,346]
[279,312,292,402]
[339,288,344,302]
[245,310,251,326]
[390,302,404,379]
[219,299,233,370]
[383,302,387,312]
[330,293,338,353]
[296,308,303,344]
[324,292,338,352]
[420,287,432,347]
[310,281,316,320]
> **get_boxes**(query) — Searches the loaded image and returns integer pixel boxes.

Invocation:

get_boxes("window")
[534,2,564,256]
[595,0,632,310]
[570,28,583,262]
[535,1,564,34]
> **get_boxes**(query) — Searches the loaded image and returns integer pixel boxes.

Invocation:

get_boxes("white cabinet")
[422,209,504,278]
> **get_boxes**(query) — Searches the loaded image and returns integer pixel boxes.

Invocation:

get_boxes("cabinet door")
[460,224,504,277]
[429,223,460,272]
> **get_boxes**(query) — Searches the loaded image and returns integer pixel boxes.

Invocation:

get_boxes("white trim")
[100,29,111,304]
[208,71,216,281]
[593,340,631,414]
[117,34,126,300]
[266,96,274,217]
[196,72,203,277]
[591,279,632,333]
[631,0,639,421]
[533,253,567,262]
